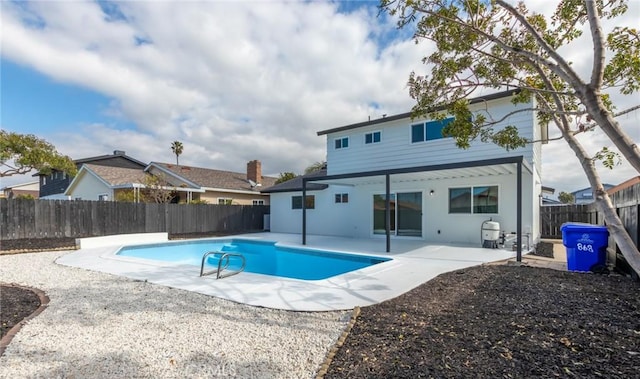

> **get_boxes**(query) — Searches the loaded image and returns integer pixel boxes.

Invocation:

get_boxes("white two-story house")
[262,90,544,255]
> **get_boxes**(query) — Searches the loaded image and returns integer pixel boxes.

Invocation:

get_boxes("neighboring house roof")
[75,150,147,168]
[34,150,147,177]
[82,164,148,186]
[65,164,148,195]
[570,184,615,196]
[1,181,39,191]
[316,89,520,136]
[148,162,277,193]
[542,198,563,205]
[607,176,640,195]
[1,181,40,198]
[260,170,329,193]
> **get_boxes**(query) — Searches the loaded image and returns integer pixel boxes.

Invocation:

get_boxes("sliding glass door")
[373,192,422,237]
[397,192,422,236]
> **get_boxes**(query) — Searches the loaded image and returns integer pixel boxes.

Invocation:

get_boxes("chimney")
[247,160,262,185]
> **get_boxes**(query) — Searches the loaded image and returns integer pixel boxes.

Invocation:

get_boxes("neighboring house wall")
[39,152,146,198]
[198,190,270,205]
[571,184,615,204]
[325,96,536,176]
[2,182,40,198]
[39,171,72,198]
[67,171,112,201]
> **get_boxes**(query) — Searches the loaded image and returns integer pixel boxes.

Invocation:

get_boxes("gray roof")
[75,151,147,168]
[316,89,520,136]
[83,164,148,186]
[151,162,277,192]
[260,170,329,193]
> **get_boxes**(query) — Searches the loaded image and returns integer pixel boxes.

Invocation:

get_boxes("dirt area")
[0,238,77,254]
[324,265,640,378]
[0,286,41,339]
[532,240,556,258]
[0,232,242,254]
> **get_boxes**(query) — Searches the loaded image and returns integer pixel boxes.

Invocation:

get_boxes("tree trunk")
[562,125,640,275]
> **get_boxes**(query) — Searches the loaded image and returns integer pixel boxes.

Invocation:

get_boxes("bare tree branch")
[586,0,606,89]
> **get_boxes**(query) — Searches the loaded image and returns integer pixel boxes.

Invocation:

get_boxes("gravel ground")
[0,251,349,378]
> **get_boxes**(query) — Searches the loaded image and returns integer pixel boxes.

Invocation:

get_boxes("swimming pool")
[117,239,391,280]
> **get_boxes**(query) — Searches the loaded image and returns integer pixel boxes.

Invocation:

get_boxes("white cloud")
[0,0,638,195]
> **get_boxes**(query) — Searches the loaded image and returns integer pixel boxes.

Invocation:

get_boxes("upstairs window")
[334,137,349,149]
[252,199,265,205]
[411,118,454,143]
[365,131,381,144]
[335,193,349,203]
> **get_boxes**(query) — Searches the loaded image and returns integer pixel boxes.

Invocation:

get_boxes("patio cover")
[302,156,533,261]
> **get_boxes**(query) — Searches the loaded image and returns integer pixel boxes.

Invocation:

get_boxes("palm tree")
[171,141,183,165]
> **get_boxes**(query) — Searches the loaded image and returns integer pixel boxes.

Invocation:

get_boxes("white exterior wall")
[325,97,536,176]
[67,173,112,201]
[270,93,542,245]
[268,185,355,237]
[270,173,539,246]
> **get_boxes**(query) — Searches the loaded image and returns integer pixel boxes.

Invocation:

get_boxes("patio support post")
[302,179,307,245]
[386,174,391,253]
[516,159,522,262]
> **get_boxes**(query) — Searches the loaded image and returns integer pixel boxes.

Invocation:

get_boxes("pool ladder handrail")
[200,251,246,279]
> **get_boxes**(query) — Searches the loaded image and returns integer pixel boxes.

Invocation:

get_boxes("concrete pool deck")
[56,233,519,311]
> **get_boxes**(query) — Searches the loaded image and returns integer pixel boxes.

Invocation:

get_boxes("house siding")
[198,191,270,205]
[325,97,536,176]
[531,96,544,176]
[269,185,355,236]
[39,173,72,198]
[269,174,537,245]
[269,91,542,246]
[67,172,112,201]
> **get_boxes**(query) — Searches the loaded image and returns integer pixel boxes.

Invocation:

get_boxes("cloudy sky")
[1,0,638,197]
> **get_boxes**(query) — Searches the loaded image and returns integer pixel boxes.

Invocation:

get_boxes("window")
[218,198,233,205]
[411,118,454,143]
[98,194,109,201]
[252,199,265,205]
[334,137,349,149]
[449,188,471,213]
[335,193,349,203]
[449,186,498,214]
[292,195,315,209]
[365,131,381,144]
[42,177,47,185]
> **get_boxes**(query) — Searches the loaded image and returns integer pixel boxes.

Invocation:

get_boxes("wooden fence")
[540,204,600,239]
[0,199,269,240]
[540,182,639,275]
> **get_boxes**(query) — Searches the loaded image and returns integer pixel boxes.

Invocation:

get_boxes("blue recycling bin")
[561,223,609,272]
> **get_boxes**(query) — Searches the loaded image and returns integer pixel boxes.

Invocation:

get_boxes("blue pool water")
[116,239,391,280]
